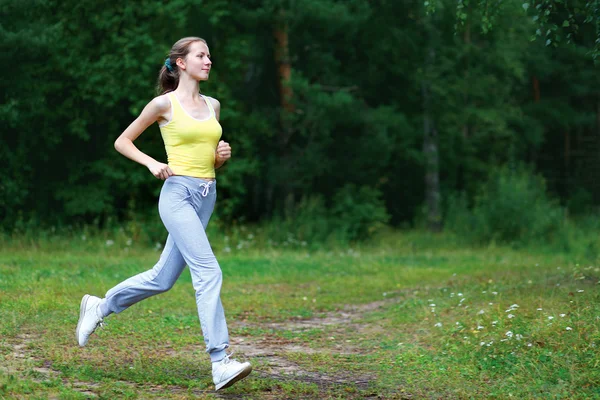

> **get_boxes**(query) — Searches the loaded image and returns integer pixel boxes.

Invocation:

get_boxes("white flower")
[537,308,543,311]
[459,298,466,303]
[506,331,513,338]
[477,325,484,330]
[577,290,584,293]
[492,292,498,295]
[302,296,307,301]
[492,321,498,325]
[515,334,523,340]
[429,304,436,307]
[106,240,114,246]
[480,341,485,346]
[508,314,515,319]
[458,293,463,297]
[566,327,573,331]
[527,343,532,347]
[482,291,487,294]
[478,309,485,315]
[548,316,554,320]
[560,314,566,317]
[434,322,442,327]
[224,247,231,253]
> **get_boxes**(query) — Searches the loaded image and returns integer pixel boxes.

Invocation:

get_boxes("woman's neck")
[175,75,201,100]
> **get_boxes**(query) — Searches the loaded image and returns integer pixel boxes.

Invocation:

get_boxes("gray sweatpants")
[98,176,228,362]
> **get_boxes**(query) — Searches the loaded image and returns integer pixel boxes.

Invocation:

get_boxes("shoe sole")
[215,364,252,391]
[75,294,90,347]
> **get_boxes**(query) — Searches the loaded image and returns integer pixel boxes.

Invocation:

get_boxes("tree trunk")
[423,47,442,232]
[273,10,295,211]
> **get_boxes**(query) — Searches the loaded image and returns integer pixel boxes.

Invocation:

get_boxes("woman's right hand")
[147,161,174,180]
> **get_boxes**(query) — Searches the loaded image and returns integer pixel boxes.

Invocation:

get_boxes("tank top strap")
[168,92,184,118]
[201,95,216,118]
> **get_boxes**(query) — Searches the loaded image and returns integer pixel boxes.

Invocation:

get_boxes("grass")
[0,229,599,399]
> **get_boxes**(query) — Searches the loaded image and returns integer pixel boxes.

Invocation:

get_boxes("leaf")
[562,20,569,27]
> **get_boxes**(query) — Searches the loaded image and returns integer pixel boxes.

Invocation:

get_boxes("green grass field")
[1,231,599,399]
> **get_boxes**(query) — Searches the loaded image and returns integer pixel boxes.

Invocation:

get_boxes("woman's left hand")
[215,140,231,163]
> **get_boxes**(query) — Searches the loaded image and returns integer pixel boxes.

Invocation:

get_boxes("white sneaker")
[75,294,104,347]
[212,353,252,391]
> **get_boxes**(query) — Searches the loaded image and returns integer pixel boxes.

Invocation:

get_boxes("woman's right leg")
[76,234,186,346]
[99,234,186,317]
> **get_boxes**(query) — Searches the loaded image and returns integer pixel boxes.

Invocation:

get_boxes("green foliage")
[446,166,565,245]
[1,0,600,240]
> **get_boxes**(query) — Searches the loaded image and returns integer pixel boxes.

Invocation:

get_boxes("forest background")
[2,0,600,251]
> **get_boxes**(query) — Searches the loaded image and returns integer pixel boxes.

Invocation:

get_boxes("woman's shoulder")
[202,95,220,117]
[151,93,172,112]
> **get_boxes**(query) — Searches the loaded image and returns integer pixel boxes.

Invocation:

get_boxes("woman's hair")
[157,37,207,95]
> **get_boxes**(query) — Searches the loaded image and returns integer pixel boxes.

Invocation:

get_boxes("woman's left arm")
[211,97,231,169]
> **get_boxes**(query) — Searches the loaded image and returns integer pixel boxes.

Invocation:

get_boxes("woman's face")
[181,41,212,81]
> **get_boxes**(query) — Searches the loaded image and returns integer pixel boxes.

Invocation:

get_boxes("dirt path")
[3,299,397,398]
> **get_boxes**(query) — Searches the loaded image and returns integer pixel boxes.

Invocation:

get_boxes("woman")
[75,37,252,391]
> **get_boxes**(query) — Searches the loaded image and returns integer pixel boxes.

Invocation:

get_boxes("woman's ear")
[175,57,186,70]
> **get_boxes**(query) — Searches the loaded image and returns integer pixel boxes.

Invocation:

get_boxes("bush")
[445,166,565,245]
[262,184,390,247]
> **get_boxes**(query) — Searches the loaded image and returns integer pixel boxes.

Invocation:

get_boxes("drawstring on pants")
[199,181,213,197]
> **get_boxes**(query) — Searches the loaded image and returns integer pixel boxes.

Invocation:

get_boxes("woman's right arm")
[114,96,174,180]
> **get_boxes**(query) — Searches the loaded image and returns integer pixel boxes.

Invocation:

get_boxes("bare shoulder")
[151,94,171,113]
[204,95,221,110]
[204,95,221,120]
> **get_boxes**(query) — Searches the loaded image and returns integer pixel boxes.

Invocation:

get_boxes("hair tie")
[165,58,174,72]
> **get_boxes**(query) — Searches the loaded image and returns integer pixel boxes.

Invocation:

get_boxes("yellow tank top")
[159,92,222,178]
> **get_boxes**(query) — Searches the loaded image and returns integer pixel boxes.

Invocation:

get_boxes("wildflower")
[506,331,513,338]
[429,304,436,307]
[537,308,543,311]
[434,322,442,327]
[450,293,455,297]
[459,298,466,303]
[508,314,515,319]
[383,292,387,297]
[527,343,532,347]
[548,316,554,320]
[478,310,485,315]
[560,314,566,317]
[492,321,498,325]
[488,302,493,306]
[458,293,463,297]
[302,297,307,301]
[477,325,484,330]
[492,292,498,295]
[566,327,573,331]
[224,247,231,253]
[577,290,584,293]
[480,341,485,346]
[515,334,523,341]
[106,240,114,246]
[482,291,487,294]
